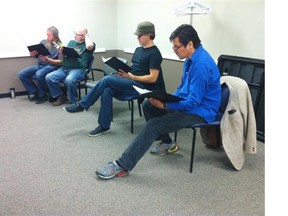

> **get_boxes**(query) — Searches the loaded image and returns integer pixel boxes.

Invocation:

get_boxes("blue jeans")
[116,99,206,171]
[79,75,144,129]
[45,67,86,103]
[18,64,59,97]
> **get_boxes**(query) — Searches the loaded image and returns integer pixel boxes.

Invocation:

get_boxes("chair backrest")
[104,57,128,76]
[85,55,95,79]
[87,55,95,69]
[217,82,230,119]
[157,67,166,92]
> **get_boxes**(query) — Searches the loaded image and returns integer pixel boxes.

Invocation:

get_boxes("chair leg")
[137,100,142,116]
[128,101,131,110]
[78,84,81,99]
[130,100,134,133]
[216,126,222,148]
[174,131,178,142]
[111,101,113,122]
[190,128,197,173]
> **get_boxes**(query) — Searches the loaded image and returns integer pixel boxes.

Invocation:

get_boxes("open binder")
[62,47,80,58]
[102,56,132,72]
[133,85,184,102]
[27,43,51,56]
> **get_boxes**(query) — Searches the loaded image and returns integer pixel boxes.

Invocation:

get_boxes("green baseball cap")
[134,21,155,35]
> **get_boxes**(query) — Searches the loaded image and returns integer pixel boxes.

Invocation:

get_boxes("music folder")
[102,56,132,72]
[27,43,51,56]
[132,85,184,102]
[62,47,80,58]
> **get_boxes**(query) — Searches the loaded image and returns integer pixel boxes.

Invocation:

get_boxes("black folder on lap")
[27,43,51,56]
[133,85,184,102]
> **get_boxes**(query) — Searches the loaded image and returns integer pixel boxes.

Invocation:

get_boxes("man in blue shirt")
[95,24,221,180]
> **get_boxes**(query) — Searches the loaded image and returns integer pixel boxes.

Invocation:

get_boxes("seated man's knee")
[64,76,75,86]
[35,71,44,79]
[17,72,23,79]
[45,73,52,82]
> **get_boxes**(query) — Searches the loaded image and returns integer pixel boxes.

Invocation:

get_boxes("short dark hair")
[149,33,155,40]
[169,24,201,48]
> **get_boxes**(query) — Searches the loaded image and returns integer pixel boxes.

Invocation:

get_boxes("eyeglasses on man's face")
[172,44,183,52]
[74,32,84,37]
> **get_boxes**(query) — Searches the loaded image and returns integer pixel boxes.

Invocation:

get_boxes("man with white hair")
[46,27,95,106]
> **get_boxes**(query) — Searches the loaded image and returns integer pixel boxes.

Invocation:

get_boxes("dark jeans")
[116,99,205,171]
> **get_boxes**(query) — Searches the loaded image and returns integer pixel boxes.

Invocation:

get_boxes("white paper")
[132,85,152,94]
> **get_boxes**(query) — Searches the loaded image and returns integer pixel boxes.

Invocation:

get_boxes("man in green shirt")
[46,27,95,106]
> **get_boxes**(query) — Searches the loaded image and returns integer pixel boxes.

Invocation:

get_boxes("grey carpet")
[0,95,264,216]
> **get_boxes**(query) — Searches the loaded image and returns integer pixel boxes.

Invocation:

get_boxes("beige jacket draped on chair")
[220,76,257,170]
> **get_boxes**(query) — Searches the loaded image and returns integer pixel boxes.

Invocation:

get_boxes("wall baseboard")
[0,91,28,99]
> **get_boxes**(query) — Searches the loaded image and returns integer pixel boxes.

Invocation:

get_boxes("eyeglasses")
[172,44,183,52]
[74,32,84,37]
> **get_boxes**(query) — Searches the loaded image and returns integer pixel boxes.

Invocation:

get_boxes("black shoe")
[63,103,85,113]
[29,93,39,101]
[89,126,111,137]
[35,94,48,104]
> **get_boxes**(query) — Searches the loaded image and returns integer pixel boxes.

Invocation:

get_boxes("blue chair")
[174,82,230,173]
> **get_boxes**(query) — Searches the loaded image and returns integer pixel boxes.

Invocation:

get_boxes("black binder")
[133,85,184,102]
[62,47,80,58]
[102,56,132,72]
[27,43,51,56]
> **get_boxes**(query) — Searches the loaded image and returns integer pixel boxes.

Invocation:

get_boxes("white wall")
[0,0,117,58]
[0,0,264,60]
[116,0,265,60]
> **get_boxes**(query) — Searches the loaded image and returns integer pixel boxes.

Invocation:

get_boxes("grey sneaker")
[88,126,111,137]
[95,161,129,180]
[150,141,179,156]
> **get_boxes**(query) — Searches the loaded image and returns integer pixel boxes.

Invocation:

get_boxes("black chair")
[113,93,144,133]
[112,66,166,133]
[76,55,95,99]
[85,57,127,88]
[174,82,230,173]
[85,57,143,133]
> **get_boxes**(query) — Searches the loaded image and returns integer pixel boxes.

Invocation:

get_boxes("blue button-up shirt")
[166,44,221,123]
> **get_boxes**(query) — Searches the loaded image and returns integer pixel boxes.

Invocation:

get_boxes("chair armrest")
[85,68,106,81]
